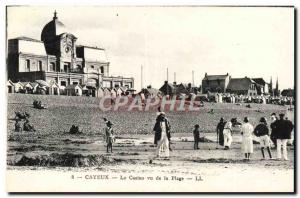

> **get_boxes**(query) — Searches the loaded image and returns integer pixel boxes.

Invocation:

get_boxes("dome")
[41,11,67,41]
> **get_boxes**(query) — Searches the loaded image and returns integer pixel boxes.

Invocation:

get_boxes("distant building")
[7,11,134,94]
[202,73,231,93]
[159,81,177,96]
[139,85,161,99]
[252,78,269,95]
[226,77,257,96]
[281,88,294,97]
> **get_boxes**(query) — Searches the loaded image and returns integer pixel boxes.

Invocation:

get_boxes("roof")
[252,78,266,86]
[12,36,43,43]
[65,84,82,89]
[76,45,105,51]
[35,80,49,87]
[140,88,161,95]
[227,78,254,91]
[7,80,14,86]
[41,12,67,41]
[203,74,229,81]
[21,82,33,87]
[49,80,59,87]
[30,82,39,87]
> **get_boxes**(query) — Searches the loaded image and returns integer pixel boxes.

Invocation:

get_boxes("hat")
[106,121,113,126]
[260,117,266,123]
[243,117,249,123]
[279,113,285,117]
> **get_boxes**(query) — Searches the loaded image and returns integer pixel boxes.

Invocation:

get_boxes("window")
[50,62,55,71]
[73,82,78,85]
[38,61,42,71]
[25,59,30,71]
[61,81,66,86]
[91,65,94,69]
[64,63,70,72]
[100,66,104,74]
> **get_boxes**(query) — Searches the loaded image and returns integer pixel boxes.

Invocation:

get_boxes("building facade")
[7,11,134,91]
[202,73,231,93]
[226,77,257,96]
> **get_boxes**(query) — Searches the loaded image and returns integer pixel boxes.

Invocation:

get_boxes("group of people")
[15,117,36,132]
[102,110,293,161]
[216,113,294,160]
[33,100,46,109]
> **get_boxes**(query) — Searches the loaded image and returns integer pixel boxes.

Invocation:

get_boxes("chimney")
[147,85,152,89]
[164,81,168,84]
[188,83,192,88]
[173,81,177,86]
[226,73,229,76]
[205,72,207,77]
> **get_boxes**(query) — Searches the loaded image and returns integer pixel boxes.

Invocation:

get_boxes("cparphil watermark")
[98,95,202,112]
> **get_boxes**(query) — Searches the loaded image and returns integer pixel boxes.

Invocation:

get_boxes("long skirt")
[241,137,253,153]
[156,132,170,157]
[219,131,224,146]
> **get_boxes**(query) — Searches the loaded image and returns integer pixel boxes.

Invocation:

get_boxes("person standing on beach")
[254,117,273,160]
[223,119,234,150]
[241,117,254,160]
[275,113,293,161]
[270,113,278,148]
[105,121,114,153]
[193,124,200,150]
[153,112,171,158]
[216,117,225,147]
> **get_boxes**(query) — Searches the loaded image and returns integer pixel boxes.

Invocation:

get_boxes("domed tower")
[41,11,77,72]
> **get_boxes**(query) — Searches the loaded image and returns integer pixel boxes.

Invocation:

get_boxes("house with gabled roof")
[202,73,231,94]
[252,78,269,95]
[159,81,177,96]
[226,77,257,96]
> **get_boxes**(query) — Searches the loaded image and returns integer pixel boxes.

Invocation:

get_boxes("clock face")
[65,46,70,53]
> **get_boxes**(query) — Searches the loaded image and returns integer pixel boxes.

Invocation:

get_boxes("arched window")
[100,66,104,74]
[25,59,30,71]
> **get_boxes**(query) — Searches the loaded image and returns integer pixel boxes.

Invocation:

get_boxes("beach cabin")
[96,87,104,98]
[65,84,82,96]
[35,80,49,95]
[30,82,39,94]
[103,87,111,96]
[49,80,60,95]
[7,80,14,93]
[22,82,34,94]
[14,82,24,93]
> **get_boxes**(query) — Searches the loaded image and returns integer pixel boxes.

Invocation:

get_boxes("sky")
[6,6,294,91]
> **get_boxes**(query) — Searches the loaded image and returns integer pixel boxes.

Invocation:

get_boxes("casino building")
[7,11,134,92]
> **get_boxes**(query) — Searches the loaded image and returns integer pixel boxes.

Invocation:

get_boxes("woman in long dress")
[153,112,171,158]
[241,117,254,160]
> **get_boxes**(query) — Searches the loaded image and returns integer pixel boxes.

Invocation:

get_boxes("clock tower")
[41,11,77,72]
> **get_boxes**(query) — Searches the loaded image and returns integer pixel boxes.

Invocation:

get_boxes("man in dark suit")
[275,113,294,160]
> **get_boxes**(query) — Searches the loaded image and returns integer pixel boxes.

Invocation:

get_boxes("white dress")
[223,122,233,147]
[241,123,254,153]
[156,121,170,157]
